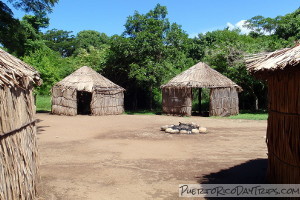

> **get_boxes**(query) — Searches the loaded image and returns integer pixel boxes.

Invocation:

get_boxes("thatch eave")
[0,49,41,88]
[246,44,300,75]
[161,84,242,92]
[161,62,242,92]
[53,66,125,93]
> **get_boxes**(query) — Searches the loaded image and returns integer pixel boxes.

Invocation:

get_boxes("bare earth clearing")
[36,113,267,200]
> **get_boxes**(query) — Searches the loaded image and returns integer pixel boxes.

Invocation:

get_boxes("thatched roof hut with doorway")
[51,66,125,116]
[246,44,300,183]
[0,49,41,199]
[161,62,242,116]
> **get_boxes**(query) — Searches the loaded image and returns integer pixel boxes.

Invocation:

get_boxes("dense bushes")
[1,4,299,110]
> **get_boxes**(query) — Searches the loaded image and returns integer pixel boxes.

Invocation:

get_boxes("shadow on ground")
[196,158,268,200]
[36,119,50,134]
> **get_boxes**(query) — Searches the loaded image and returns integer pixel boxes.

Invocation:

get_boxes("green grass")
[36,95,51,112]
[227,113,268,120]
[215,110,268,120]
[125,109,161,115]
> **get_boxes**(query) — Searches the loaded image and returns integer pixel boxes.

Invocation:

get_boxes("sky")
[10,0,300,37]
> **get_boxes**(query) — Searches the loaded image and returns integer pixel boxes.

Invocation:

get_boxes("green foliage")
[245,8,300,40]
[43,29,76,57]
[2,3,300,112]
[22,12,49,31]
[107,4,194,109]
[6,0,58,13]
[75,30,109,53]
[23,46,75,95]
[35,95,51,112]
[73,45,109,72]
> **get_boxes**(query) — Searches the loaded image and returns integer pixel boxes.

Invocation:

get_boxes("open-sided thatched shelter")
[52,66,125,116]
[161,62,242,116]
[0,49,41,199]
[246,44,300,184]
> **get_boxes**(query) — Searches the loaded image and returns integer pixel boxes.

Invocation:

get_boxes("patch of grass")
[227,113,268,120]
[210,110,268,120]
[36,95,51,112]
[125,109,162,115]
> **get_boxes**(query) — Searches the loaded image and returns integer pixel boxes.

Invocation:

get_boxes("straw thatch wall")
[51,86,77,115]
[91,89,124,115]
[51,66,125,116]
[0,49,40,199]
[162,87,192,116]
[266,69,300,183]
[161,62,241,116]
[246,44,300,184]
[210,87,239,116]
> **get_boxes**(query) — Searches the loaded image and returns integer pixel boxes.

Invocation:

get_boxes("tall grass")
[36,95,51,112]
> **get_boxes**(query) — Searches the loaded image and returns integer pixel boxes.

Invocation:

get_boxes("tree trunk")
[255,95,258,111]
[198,88,202,115]
[149,85,153,111]
[249,87,259,111]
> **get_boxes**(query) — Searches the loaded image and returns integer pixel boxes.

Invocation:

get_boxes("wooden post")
[198,88,202,115]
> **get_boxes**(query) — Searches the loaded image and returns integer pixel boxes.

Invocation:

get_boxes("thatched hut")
[0,49,41,199]
[52,66,125,116]
[161,62,242,116]
[246,44,300,184]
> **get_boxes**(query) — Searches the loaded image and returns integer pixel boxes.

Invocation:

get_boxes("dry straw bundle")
[246,44,300,183]
[0,48,41,199]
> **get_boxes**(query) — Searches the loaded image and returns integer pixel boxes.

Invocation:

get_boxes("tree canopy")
[0,3,298,110]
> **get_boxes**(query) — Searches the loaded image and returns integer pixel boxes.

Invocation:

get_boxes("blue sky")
[10,0,300,37]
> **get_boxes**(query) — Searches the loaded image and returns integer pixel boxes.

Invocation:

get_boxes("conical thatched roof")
[0,48,41,88]
[161,62,241,90]
[54,66,124,92]
[246,44,300,74]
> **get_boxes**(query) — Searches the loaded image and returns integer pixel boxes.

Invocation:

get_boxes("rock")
[191,129,200,134]
[199,127,207,133]
[191,122,200,128]
[161,125,169,131]
[170,129,180,134]
[180,130,188,134]
[165,128,173,133]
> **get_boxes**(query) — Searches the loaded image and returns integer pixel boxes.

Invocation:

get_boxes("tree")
[73,45,109,72]
[0,0,58,55]
[23,46,75,95]
[244,8,300,40]
[0,13,46,56]
[275,8,300,40]
[75,30,109,53]
[195,29,272,110]
[43,29,76,57]
[4,0,58,13]
[107,4,193,110]
[22,11,49,32]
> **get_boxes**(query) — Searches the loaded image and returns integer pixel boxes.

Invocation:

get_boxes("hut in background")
[52,66,125,116]
[161,62,242,116]
[246,44,300,184]
[0,49,41,199]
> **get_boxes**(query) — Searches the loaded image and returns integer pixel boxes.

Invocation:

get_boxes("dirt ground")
[36,113,268,200]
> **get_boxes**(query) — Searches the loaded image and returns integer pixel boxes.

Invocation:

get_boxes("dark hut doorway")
[77,91,92,115]
[192,88,210,116]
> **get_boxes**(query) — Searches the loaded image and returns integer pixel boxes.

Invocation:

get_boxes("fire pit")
[161,122,207,134]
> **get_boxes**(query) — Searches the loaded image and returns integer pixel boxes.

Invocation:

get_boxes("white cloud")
[227,20,251,34]
[226,22,235,30]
